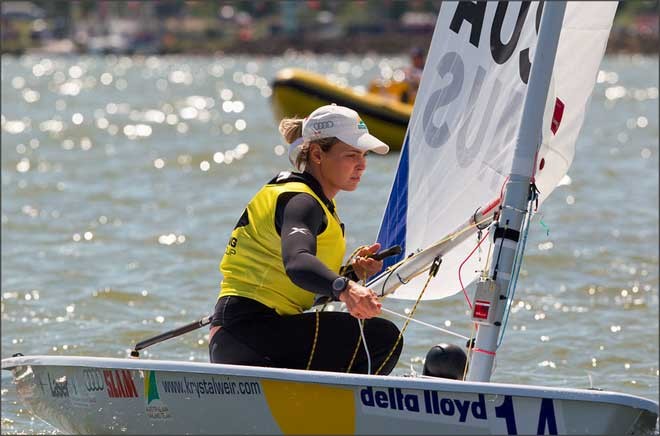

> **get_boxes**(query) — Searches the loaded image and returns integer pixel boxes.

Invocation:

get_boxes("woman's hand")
[351,242,383,281]
[339,280,382,319]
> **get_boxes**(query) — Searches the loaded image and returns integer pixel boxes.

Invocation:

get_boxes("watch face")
[333,277,347,291]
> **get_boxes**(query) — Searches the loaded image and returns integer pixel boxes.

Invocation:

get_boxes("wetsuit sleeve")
[278,193,338,296]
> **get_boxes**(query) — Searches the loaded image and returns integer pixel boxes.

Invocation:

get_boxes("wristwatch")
[331,276,349,300]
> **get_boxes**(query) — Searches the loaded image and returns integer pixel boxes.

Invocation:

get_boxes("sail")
[377,2,616,300]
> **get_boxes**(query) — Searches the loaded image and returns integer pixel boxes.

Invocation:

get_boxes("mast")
[467,1,567,383]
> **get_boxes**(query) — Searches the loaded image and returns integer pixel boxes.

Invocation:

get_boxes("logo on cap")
[313,121,334,130]
[357,119,367,130]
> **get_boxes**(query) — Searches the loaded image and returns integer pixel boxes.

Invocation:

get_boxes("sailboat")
[2,2,657,434]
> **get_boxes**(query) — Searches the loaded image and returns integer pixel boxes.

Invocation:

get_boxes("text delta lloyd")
[360,387,487,422]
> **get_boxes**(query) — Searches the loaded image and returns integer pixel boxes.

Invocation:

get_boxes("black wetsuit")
[209,172,402,374]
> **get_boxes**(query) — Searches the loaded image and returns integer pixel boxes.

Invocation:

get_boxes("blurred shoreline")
[2,1,657,57]
[3,31,657,57]
[222,34,659,55]
[163,31,659,56]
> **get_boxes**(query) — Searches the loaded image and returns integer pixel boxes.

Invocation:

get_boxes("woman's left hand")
[352,242,383,281]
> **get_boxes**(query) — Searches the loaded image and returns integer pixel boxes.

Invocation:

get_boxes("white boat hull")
[2,355,657,435]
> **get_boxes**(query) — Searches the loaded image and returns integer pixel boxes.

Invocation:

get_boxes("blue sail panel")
[376,134,409,271]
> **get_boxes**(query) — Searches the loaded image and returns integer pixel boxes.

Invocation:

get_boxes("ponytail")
[278,117,303,144]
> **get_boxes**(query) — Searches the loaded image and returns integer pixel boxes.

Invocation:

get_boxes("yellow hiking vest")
[219,173,346,315]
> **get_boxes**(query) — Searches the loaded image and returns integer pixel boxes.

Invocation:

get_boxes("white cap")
[302,104,389,155]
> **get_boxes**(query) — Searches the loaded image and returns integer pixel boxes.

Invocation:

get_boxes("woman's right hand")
[338,280,382,319]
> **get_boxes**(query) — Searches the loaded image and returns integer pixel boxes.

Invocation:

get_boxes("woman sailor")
[209,104,402,374]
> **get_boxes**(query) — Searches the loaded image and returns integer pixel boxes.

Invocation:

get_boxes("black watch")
[331,276,349,300]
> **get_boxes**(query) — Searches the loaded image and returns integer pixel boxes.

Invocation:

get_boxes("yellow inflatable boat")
[271,68,412,151]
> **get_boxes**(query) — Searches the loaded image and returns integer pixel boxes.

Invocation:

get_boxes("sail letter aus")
[422,1,541,178]
[449,1,543,82]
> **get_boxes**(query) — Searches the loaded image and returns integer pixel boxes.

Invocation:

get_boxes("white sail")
[377,2,616,300]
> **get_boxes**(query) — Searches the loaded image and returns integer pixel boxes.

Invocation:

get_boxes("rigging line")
[340,244,368,276]
[499,176,510,203]
[344,273,369,374]
[375,257,441,375]
[463,322,478,381]
[305,310,321,370]
[383,215,495,273]
[343,276,370,374]
[396,272,412,284]
[377,215,495,290]
[484,228,494,274]
[345,329,362,373]
[380,307,470,341]
[358,275,371,374]
[380,259,405,297]
[491,220,508,281]
[358,319,371,374]
[497,195,535,347]
[457,230,491,310]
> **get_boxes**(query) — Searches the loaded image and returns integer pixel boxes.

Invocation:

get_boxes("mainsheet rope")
[308,215,498,374]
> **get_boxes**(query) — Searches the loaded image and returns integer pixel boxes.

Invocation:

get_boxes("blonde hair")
[279,117,338,171]
[279,117,303,143]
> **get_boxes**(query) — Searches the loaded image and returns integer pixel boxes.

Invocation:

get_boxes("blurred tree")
[251,1,277,18]
[186,1,216,17]
[154,0,185,18]
[616,0,659,16]
[613,1,659,26]
[385,0,409,20]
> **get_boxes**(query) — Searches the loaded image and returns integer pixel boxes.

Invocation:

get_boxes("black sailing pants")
[209,296,403,375]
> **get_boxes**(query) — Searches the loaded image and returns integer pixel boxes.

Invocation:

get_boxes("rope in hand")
[305,310,320,370]
[346,265,371,373]
[310,214,495,374]
[354,261,372,373]
[351,216,493,375]
[374,215,497,376]
[374,256,442,375]
[309,245,372,373]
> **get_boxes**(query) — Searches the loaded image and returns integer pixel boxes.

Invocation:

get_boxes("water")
[1,53,658,434]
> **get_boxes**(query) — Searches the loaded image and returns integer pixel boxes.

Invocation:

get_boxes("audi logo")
[83,369,105,392]
[312,121,334,129]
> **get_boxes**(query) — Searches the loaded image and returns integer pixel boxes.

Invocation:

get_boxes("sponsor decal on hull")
[103,369,138,398]
[36,374,48,395]
[47,373,70,398]
[144,370,171,420]
[42,371,99,409]
[158,376,261,398]
[83,369,105,392]
[359,387,562,435]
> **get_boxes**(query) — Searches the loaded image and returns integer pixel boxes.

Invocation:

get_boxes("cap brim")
[337,132,390,154]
